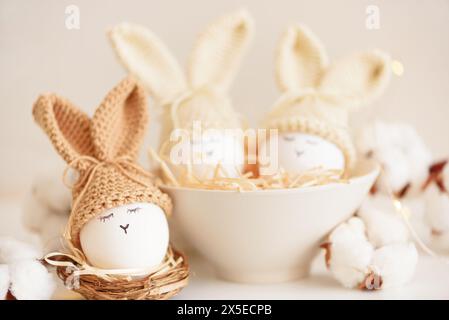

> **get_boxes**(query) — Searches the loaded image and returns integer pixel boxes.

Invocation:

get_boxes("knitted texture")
[91,78,148,161]
[33,76,172,249]
[109,9,254,145]
[169,88,242,132]
[266,25,391,172]
[69,163,171,248]
[265,91,356,170]
[32,95,95,172]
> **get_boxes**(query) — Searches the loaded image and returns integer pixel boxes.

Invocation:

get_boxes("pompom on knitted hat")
[33,76,172,249]
[264,25,392,171]
[108,9,254,144]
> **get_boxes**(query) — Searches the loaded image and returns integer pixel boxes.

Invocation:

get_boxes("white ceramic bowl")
[162,160,379,283]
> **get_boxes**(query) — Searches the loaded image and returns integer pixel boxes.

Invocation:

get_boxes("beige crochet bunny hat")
[108,9,254,144]
[33,77,172,249]
[265,25,392,170]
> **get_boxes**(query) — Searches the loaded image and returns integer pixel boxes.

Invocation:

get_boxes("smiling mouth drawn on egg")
[127,207,141,214]
[283,135,295,142]
[295,149,305,157]
[120,224,130,234]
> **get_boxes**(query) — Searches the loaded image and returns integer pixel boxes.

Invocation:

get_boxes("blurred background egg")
[258,133,345,175]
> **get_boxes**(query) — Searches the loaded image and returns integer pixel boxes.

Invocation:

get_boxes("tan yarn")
[109,9,254,145]
[33,76,172,249]
[265,25,392,171]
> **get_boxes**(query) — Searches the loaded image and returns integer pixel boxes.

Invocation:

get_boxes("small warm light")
[393,199,402,211]
[393,198,410,220]
[391,60,404,76]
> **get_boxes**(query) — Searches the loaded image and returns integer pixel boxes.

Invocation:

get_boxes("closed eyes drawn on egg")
[99,213,114,223]
[127,207,141,214]
[294,139,320,157]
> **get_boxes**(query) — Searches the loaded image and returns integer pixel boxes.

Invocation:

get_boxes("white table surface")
[174,251,449,300]
[1,197,449,300]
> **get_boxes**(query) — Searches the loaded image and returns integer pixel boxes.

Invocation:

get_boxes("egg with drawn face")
[259,132,345,175]
[170,131,245,180]
[80,202,169,270]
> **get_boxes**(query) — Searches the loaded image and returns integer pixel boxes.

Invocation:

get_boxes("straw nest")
[54,246,189,300]
[149,148,348,191]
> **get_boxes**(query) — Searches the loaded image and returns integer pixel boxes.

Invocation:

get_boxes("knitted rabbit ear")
[187,9,254,92]
[91,77,148,161]
[318,50,392,109]
[109,23,187,104]
[276,25,329,92]
[33,94,95,170]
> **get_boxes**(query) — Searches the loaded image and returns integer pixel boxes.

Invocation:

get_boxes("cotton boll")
[360,193,392,210]
[425,185,449,233]
[360,209,408,247]
[375,147,410,194]
[0,237,41,263]
[31,175,71,213]
[442,163,449,191]
[407,147,433,195]
[326,217,374,288]
[356,122,396,155]
[370,243,418,289]
[0,265,9,300]
[403,196,427,220]
[9,260,56,300]
[329,217,368,243]
[430,231,449,253]
[359,194,429,248]
[355,121,432,195]
[328,241,374,289]
[392,124,432,191]
[404,197,433,245]
[358,196,409,247]
[363,194,427,240]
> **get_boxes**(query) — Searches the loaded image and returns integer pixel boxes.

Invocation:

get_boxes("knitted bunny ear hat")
[265,25,392,170]
[33,77,172,249]
[109,9,254,143]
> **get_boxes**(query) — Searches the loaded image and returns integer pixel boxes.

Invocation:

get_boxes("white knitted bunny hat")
[265,25,392,170]
[109,9,254,145]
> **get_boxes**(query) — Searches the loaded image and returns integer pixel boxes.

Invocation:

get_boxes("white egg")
[170,131,245,179]
[80,202,169,270]
[259,132,345,175]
